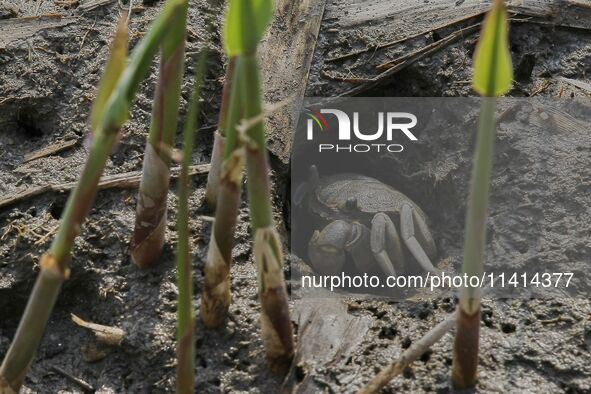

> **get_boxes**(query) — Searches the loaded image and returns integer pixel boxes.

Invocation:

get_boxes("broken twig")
[51,366,94,392]
[24,139,78,163]
[0,15,77,50]
[77,0,117,12]
[377,22,481,70]
[337,23,481,97]
[327,11,486,63]
[557,77,591,94]
[0,164,210,210]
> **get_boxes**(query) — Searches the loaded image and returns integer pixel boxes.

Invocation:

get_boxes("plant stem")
[176,50,207,394]
[452,96,496,389]
[0,267,63,393]
[200,57,245,327]
[131,0,189,268]
[204,57,236,209]
[0,2,186,390]
[241,53,294,373]
[452,307,481,389]
[452,0,512,386]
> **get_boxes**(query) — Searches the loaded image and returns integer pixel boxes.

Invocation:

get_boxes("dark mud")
[0,0,590,393]
[297,6,591,393]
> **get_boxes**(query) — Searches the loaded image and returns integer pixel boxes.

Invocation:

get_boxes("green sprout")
[200,0,263,327]
[200,55,244,328]
[0,1,187,390]
[175,50,208,393]
[131,0,189,268]
[201,0,294,372]
[204,57,236,209]
[451,0,513,389]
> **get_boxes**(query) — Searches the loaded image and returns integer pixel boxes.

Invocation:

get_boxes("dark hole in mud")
[501,322,516,334]
[420,349,432,363]
[515,53,536,82]
[142,0,159,6]
[0,98,58,152]
[16,107,45,138]
[49,198,66,219]
[379,326,397,339]
[402,367,414,379]
[482,308,494,327]
[295,364,307,382]
[401,336,412,349]
[417,305,432,320]
[368,67,444,97]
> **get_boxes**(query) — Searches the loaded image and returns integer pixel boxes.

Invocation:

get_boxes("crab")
[295,165,438,277]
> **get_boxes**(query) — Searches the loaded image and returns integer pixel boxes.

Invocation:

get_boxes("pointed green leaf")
[224,0,273,56]
[91,16,128,132]
[472,0,513,96]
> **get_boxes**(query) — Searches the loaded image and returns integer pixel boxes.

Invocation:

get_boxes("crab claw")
[308,220,353,275]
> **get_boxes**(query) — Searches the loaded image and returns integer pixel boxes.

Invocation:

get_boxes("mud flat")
[0,0,590,392]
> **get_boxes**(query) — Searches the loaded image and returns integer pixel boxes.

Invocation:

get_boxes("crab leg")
[347,222,374,273]
[369,213,405,276]
[400,204,439,273]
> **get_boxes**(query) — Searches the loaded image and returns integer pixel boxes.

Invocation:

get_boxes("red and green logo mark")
[305,107,328,132]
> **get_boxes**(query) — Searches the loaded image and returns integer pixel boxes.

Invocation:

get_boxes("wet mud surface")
[1,0,590,393]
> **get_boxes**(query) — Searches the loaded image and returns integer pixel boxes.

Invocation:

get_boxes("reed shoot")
[204,58,236,209]
[451,0,513,389]
[0,1,187,389]
[235,0,295,372]
[200,58,244,327]
[175,50,208,393]
[131,0,189,268]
